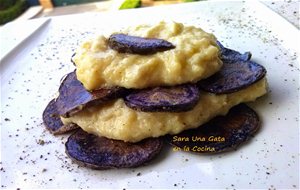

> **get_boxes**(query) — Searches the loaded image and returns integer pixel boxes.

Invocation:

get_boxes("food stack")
[43,21,267,169]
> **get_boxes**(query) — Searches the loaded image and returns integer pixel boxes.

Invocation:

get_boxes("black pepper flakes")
[37,139,45,145]
[0,167,5,172]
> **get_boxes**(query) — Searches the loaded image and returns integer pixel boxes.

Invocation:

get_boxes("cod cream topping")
[73,21,222,90]
[62,78,267,142]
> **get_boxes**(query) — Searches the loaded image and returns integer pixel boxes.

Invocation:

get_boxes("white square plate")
[1,1,299,189]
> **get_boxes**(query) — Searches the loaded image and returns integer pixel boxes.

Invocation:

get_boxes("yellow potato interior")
[73,21,222,90]
[62,78,267,142]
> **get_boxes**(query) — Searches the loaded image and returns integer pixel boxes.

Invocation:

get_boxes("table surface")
[0,1,299,189]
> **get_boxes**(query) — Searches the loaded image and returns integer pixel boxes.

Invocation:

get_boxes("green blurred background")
[0,0,200,25]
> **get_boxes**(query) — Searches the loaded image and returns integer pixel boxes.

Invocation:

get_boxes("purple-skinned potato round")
[55,71,127,117]
[108,34,175,55]
[198,59,266,94]
[65,129,164,169]
[42,99,78,134]
[124,84,200,112]
[166,104,260,153]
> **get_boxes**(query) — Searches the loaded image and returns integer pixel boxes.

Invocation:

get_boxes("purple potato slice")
[166,104,260,153]
[198,58,266,94]
[55,71,126,117]
[217,41,252,62]
[124,84,200,112]
[108,34,175,55]
[42,99,78,134]
[65,129,164,169]
[197,42,260,94]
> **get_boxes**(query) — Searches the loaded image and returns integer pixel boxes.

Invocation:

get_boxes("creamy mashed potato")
[62,78,267,142]
[73,21,222,90]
